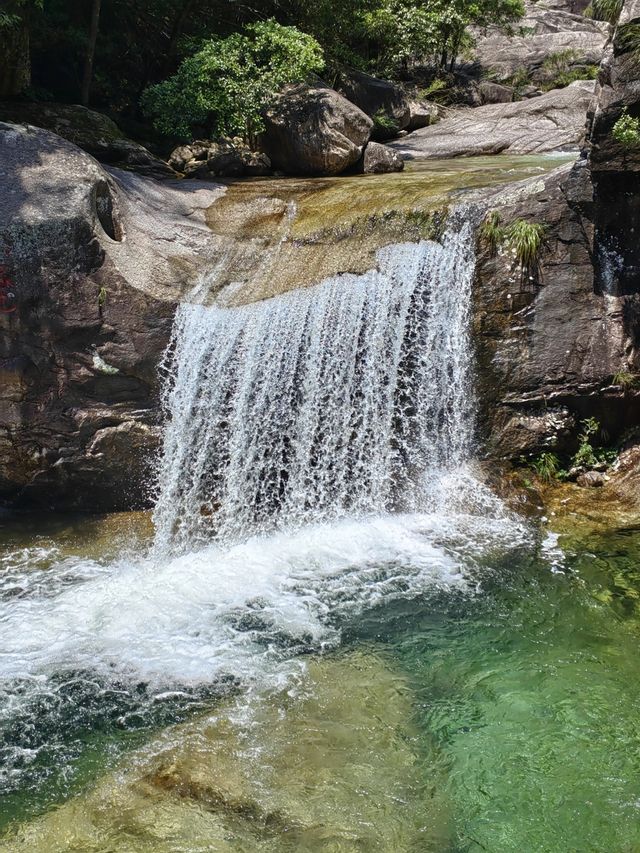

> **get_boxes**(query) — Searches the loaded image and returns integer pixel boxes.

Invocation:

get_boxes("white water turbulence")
[0,218,530,797]
[154,222,484,552]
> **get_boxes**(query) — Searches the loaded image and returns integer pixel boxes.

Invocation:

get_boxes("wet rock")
[0,121,225,509]
[0,101,175,178]
[577,470,606,487]
[0,652,453,852]
[472,158,640,460]
[338,69,411,139]
[261,83,373,176]
[389,81,596,158]
[356,141,405,174]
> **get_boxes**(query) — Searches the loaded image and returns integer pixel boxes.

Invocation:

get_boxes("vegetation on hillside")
[0,0,524,140]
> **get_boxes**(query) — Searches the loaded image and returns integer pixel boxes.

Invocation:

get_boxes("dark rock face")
[389,81,595,159]
[356,142,404,174]
[587,3,640,296]
[0,102,175,178]
[261,84,373,176]
[0,122,223,510]
[472,161,640,461]
[338,70,411,140]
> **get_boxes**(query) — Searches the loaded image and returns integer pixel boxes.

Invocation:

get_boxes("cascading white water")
[153,222,478,553]
[0,215,532,795]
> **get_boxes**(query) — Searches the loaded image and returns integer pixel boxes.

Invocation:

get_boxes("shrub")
[612,370,639,390]
[141,20,324,141]
[504,219,547,268]
[612,109,640,148]
[372,107,400,136]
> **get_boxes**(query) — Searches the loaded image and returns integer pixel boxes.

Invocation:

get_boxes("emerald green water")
[0,516,639,850]
[346,528,640,851]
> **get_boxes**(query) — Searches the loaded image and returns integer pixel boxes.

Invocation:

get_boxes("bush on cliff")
[141,20,324,142]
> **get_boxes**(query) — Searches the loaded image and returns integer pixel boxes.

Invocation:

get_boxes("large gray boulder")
[261,84,373,176]
[0,101,175,178]
[473,0,610,82]
[338,69,411,139]
[389,81,596,158]
[0,122,224,509]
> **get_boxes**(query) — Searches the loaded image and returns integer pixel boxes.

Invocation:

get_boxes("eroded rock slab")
[389,81,596,159]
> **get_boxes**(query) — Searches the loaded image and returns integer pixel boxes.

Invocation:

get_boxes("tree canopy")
[142,20,324,140]
[1,0,524,139]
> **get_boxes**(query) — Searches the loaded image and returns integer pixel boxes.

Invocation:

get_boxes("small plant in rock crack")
[585,0,624,24]
[612,369,639,390]
[531,452,561,482]
[479,211,504,255]
[504,219,547,269]
[612,109,640,148]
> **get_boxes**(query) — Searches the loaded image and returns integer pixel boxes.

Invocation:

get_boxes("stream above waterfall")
[0,155,638,852]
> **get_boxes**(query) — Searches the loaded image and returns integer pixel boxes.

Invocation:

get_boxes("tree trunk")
[81,0,102,106]
[0,19,30,98]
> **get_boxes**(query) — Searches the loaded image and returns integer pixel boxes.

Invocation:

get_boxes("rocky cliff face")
[0,123,222,510]
[473,0,640,462]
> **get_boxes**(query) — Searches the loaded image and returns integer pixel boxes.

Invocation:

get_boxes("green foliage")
[362,0,524,74]
[504,219,546,268]
[539,49,598,90]
[142,20,324,140]
[531,452,560,482]
[612,370,639,389]
[479,210,503,254]
[506,66,531,98]
[584,0,624,24]
[615,23,640,56]
[612,109,640,148]
[372,107,399,135]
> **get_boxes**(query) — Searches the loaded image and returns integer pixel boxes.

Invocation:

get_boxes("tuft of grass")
[615,22,640,56]
[504,219,547,268]
[612,109,640,147]
[479,210,504,255]
[531,452,560,482]
[612,369,639,389]
[584,0,624,24]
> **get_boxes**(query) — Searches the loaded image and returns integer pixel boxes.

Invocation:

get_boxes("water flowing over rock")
[153,224,477,552]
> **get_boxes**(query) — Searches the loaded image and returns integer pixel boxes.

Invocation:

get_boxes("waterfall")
[153,221,478,553]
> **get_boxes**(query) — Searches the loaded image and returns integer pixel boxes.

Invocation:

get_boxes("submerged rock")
[0,652,453,852]
[389,81,596,158]
[261,83,373,176]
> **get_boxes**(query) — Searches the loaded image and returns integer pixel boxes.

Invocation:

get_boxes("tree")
[81,0,102,105]
[141,20,324,141]
[0,0,41,97]
[363,0,524,74]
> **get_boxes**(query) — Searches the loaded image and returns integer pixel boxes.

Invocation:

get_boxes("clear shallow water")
[0,513,639,851]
